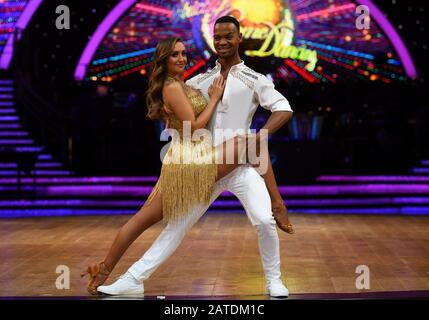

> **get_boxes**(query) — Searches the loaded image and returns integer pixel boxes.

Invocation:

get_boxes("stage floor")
[1,212,429,298]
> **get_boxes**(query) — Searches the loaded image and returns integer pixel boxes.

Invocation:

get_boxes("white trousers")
[128,165,282,283]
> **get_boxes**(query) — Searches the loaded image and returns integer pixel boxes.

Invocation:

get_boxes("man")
[98,16,293,297]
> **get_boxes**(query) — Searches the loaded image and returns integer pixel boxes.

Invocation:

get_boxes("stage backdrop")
[74,0,416,83]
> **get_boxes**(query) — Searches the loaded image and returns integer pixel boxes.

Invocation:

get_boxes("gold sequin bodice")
[165,77,207,131]
[146,77,217,223]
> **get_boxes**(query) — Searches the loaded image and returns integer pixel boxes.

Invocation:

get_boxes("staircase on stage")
[1,78,429,217]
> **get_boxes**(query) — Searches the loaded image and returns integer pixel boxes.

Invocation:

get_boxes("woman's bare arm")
[163,77,225,131]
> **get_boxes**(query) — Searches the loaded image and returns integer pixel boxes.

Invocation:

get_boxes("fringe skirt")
[146,138,217,223]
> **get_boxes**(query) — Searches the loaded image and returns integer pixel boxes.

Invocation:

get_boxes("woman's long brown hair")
[146,37,183,121]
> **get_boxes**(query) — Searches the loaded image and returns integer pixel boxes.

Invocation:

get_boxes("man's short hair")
[214,16,240,33]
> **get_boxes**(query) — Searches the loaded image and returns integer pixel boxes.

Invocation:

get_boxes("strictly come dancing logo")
[175,0,318,72]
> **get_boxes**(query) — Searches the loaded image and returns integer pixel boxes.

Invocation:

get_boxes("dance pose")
[83,16,294,297]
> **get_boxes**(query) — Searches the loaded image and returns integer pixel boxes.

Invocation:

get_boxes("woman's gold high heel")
[272,202,295,234]
[81,262,111,295]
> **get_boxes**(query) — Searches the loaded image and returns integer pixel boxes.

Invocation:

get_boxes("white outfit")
[128,60,293,284]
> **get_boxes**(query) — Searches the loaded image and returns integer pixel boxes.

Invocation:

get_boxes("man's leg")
[97,184,224,295]
[127,184,224,282]
[226,166,288,296]
[127,204,210,281]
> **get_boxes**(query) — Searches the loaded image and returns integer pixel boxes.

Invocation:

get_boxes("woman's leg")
[103,191,163,271]
[215,135,293,233]
[262,154,294,233]
[88,191,164,290]
[216,135,248,180]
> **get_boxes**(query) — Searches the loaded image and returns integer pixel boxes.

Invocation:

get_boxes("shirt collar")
[215,59,245,71]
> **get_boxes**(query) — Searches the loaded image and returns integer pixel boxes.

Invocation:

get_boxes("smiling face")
[213,22,242,59]
[166,41,187,76]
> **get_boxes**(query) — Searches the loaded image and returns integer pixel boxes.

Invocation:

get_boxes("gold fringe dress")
[146,77,217,222]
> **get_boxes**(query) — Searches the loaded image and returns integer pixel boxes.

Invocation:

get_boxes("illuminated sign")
[180,0,318,72]
[80,0,413,83]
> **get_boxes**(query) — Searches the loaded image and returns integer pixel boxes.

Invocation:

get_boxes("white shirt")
[186,60,293,146]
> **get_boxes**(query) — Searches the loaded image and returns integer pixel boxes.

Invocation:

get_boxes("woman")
[82,37,294,295]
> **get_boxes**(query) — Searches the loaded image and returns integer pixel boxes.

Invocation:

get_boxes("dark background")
[8,0,429,183]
